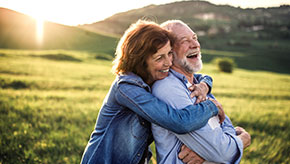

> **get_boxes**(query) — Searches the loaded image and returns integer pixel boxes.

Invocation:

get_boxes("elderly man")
[151,20,251,164]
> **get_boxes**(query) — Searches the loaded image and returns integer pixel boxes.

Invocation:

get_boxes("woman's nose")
[164,55,172,67]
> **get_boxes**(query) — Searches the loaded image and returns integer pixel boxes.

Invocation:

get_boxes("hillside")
[0,8,117,55]
[80,1,290,38]
[80,1,290,74]
[1,2,290,74]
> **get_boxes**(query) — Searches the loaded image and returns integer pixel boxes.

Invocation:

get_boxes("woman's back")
[81,74,152,164]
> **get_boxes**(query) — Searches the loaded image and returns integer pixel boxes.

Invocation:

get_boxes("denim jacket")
[80,72,218,164]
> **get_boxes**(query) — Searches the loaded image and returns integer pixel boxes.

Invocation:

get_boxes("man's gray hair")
[160,20,190,32]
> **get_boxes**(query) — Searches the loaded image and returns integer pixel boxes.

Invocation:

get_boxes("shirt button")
[137,153,140,156]
[141,122,145,125]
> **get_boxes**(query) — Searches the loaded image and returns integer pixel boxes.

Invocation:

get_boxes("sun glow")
[1,0,290,26]
[35,18,44,46]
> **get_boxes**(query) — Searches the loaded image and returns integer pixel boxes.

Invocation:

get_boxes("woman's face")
[146,41,173,84]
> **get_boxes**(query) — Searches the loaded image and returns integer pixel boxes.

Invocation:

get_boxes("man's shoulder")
[153,72,181,90]
[152,72,186,98]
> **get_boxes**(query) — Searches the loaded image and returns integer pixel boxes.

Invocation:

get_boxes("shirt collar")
[169,69,198,84]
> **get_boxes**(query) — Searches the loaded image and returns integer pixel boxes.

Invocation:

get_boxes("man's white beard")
[174,56,203,74]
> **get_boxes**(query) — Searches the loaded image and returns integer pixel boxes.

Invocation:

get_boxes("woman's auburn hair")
[112,20,175,82]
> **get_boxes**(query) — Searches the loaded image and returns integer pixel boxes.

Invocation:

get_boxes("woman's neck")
[146,79,154,86]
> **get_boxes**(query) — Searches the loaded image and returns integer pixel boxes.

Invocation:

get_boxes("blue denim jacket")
[80,72,218,164]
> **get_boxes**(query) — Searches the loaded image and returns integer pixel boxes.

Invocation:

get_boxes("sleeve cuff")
[226,133,244,164]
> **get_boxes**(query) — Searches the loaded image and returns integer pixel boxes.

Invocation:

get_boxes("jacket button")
[141,122,145,125]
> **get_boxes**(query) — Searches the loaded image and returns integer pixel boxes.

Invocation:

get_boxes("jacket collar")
[117,72,151,91]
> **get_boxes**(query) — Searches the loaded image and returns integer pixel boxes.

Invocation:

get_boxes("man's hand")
[235,126,251,149]
[178,145,205,164]
[188,82,209,104]
[208,98,225,123]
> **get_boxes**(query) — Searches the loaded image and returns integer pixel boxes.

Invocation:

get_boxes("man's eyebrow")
[178,36,187,40]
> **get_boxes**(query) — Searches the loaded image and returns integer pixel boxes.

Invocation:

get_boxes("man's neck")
[172,65,194,83]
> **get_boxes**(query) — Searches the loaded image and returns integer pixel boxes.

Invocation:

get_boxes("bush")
[213,57,235,73]
[0,79,30,89]
[95,53,113,61]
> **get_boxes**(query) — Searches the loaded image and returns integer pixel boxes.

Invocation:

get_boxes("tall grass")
[200,65,290,163]
[0,49,289,163]
[0,49,114,163]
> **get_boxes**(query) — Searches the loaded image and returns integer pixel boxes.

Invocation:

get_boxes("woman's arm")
[115,82,218,134]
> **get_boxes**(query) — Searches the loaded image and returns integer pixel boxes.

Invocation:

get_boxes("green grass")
[0,49,115,163]
[199,35,290,74]
[199,65,290,164]
[0,49,290,163]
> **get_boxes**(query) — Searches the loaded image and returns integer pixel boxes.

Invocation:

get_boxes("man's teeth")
[187,52,199,58]
[159,69,169,73]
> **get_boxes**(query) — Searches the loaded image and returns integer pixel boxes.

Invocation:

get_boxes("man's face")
[172,25,202,74]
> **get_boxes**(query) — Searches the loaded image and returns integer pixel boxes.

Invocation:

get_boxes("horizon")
[1,0,290,26]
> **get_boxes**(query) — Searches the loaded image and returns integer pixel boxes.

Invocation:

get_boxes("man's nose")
[189,39,200,49]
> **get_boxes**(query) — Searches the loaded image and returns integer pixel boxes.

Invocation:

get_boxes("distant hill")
[80,1,290,74]
[80,1,290,38]
[0,8,117,55]
[1,2,290,74]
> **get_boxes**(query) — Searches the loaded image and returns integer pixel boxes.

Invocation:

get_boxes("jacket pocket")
[130,114,148,139]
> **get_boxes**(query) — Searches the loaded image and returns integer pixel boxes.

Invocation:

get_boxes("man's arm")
[152,79,243,163]
[176,117,243,163]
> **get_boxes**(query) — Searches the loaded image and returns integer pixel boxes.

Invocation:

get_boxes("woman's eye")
[155,56,162,61]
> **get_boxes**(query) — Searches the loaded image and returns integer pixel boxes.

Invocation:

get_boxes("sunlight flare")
[36,18,44,46]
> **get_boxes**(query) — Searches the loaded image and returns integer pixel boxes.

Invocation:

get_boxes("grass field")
[0,49,289,163]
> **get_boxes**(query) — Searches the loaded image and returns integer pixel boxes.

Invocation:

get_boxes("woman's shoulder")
[114,73,152,102]
[117,72,150,89]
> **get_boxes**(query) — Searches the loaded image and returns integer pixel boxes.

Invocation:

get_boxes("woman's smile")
[146,41,173,84]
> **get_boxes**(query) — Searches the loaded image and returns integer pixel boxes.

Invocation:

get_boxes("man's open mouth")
[186,52,199,59]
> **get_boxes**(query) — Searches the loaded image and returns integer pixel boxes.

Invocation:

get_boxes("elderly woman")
[80,20,220,164]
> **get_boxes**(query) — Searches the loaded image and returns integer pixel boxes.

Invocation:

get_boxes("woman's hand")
[208,98,225,123]
[188,83,225,123]
[178,145,205,164]
[188,82,209,104]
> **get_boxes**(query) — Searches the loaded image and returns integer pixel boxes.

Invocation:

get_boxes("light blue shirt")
[151,70,243,164]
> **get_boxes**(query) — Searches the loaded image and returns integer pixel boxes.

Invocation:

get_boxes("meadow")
[0,49,289,164]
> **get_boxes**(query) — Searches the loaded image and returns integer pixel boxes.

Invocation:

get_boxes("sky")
[1,0,290,26]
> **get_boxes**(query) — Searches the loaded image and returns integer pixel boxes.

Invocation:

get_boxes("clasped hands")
[188,82,225,123]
